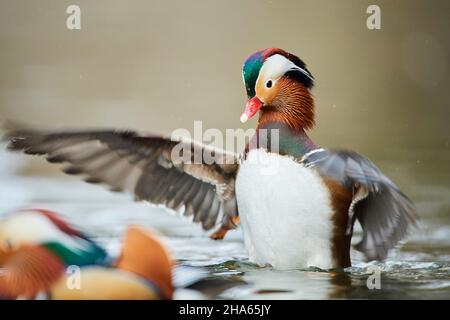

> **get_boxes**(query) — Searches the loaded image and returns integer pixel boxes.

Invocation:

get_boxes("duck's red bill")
[240,97,263,123]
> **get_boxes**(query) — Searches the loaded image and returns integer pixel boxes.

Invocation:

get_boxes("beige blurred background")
[0,0,449,183]
[1,1,449,300]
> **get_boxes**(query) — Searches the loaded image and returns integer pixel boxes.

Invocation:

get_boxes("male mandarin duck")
[3,48,417,269]
[0,209,173,299]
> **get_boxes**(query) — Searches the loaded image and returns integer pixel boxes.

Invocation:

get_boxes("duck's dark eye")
[265,80,273,88]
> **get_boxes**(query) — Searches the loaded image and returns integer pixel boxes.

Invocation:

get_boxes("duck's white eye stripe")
[260,54,312,82]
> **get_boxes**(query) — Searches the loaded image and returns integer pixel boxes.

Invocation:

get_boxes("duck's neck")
[246,120,317,158]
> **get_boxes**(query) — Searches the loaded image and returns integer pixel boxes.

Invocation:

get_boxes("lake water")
[1,147,448,300]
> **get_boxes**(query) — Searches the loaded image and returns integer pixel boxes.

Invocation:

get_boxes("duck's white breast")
[236,149,335,269]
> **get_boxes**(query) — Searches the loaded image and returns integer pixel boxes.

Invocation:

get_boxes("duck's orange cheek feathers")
[255,78,280,106]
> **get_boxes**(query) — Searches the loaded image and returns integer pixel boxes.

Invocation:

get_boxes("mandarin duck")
[0,209,173,299]
[3,48,417,269]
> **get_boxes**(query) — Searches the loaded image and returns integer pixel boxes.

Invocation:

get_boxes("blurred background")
[0,0,449,299]
[1,0,449,217]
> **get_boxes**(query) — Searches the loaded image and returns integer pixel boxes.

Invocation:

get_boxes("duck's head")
[0,209,83,251]
[0,209,107,266]
[241,48,315,130]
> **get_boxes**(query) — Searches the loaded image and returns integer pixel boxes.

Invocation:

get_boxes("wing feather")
[303,149,418,261]
[4,127,239,233]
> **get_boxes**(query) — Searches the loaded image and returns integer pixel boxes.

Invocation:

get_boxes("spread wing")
[302,149,418,261]
[0,245,65,299]
[4,127,239,232]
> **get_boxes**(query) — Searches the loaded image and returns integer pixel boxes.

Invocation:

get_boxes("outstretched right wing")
[302,149,418,261]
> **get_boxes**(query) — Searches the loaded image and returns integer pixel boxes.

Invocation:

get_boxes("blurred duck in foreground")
[0,208,174,299]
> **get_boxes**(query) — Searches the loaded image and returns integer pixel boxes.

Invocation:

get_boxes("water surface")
[1,148,448,299]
